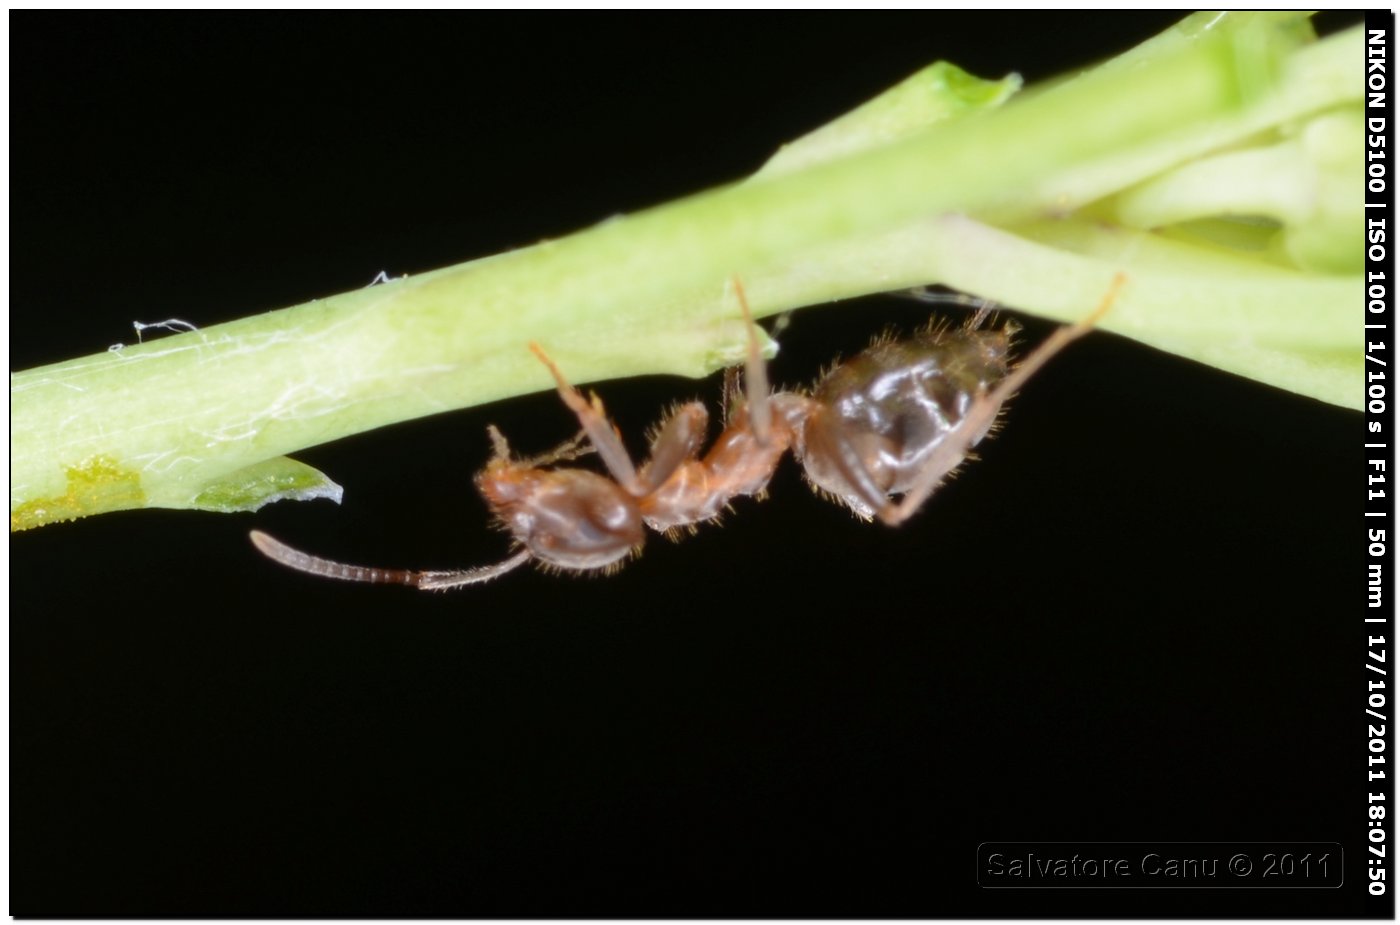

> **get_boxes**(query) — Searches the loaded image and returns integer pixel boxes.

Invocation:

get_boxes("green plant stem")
[10,14,1362,530]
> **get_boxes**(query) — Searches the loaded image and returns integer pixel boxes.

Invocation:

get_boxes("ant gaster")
[798,273,1123,525]
[251,275,1123,589]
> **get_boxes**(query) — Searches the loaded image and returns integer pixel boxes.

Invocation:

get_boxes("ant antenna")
[250,530,531,590]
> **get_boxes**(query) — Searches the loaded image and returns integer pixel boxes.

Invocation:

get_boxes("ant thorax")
[640,393,814,534]
[796,325,1014,520]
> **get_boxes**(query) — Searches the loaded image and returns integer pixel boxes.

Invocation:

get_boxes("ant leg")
[488,424,594,469]
[527,343,645,496]
[250,531,531,590]
[730,276,772,444]
[878,273,1126,526]
[638,402,709,494]
[487,424,512,460]
[804,413,898,520]
[720,367,742,423]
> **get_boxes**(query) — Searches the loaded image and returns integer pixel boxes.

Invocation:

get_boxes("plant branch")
[10,13,1361,530]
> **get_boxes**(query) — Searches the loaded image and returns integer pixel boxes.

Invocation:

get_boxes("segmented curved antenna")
[249,531,531,591]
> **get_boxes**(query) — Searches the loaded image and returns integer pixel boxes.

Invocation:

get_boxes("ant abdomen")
[797,326,1015,521]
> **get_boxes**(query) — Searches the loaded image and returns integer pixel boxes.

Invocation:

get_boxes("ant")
[251,275,1123,589]
[250,279,811,589]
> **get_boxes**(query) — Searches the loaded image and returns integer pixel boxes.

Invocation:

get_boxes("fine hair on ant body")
[251,274,1124,590]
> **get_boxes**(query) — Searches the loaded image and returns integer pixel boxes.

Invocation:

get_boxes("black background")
[10,12,1374,918]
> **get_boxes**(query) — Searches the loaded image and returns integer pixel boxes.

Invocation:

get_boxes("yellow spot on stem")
[10,455,146,531]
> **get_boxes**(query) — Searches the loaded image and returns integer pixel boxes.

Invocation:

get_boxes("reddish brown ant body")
[251,280,810,589]
[251,276,1122,589]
